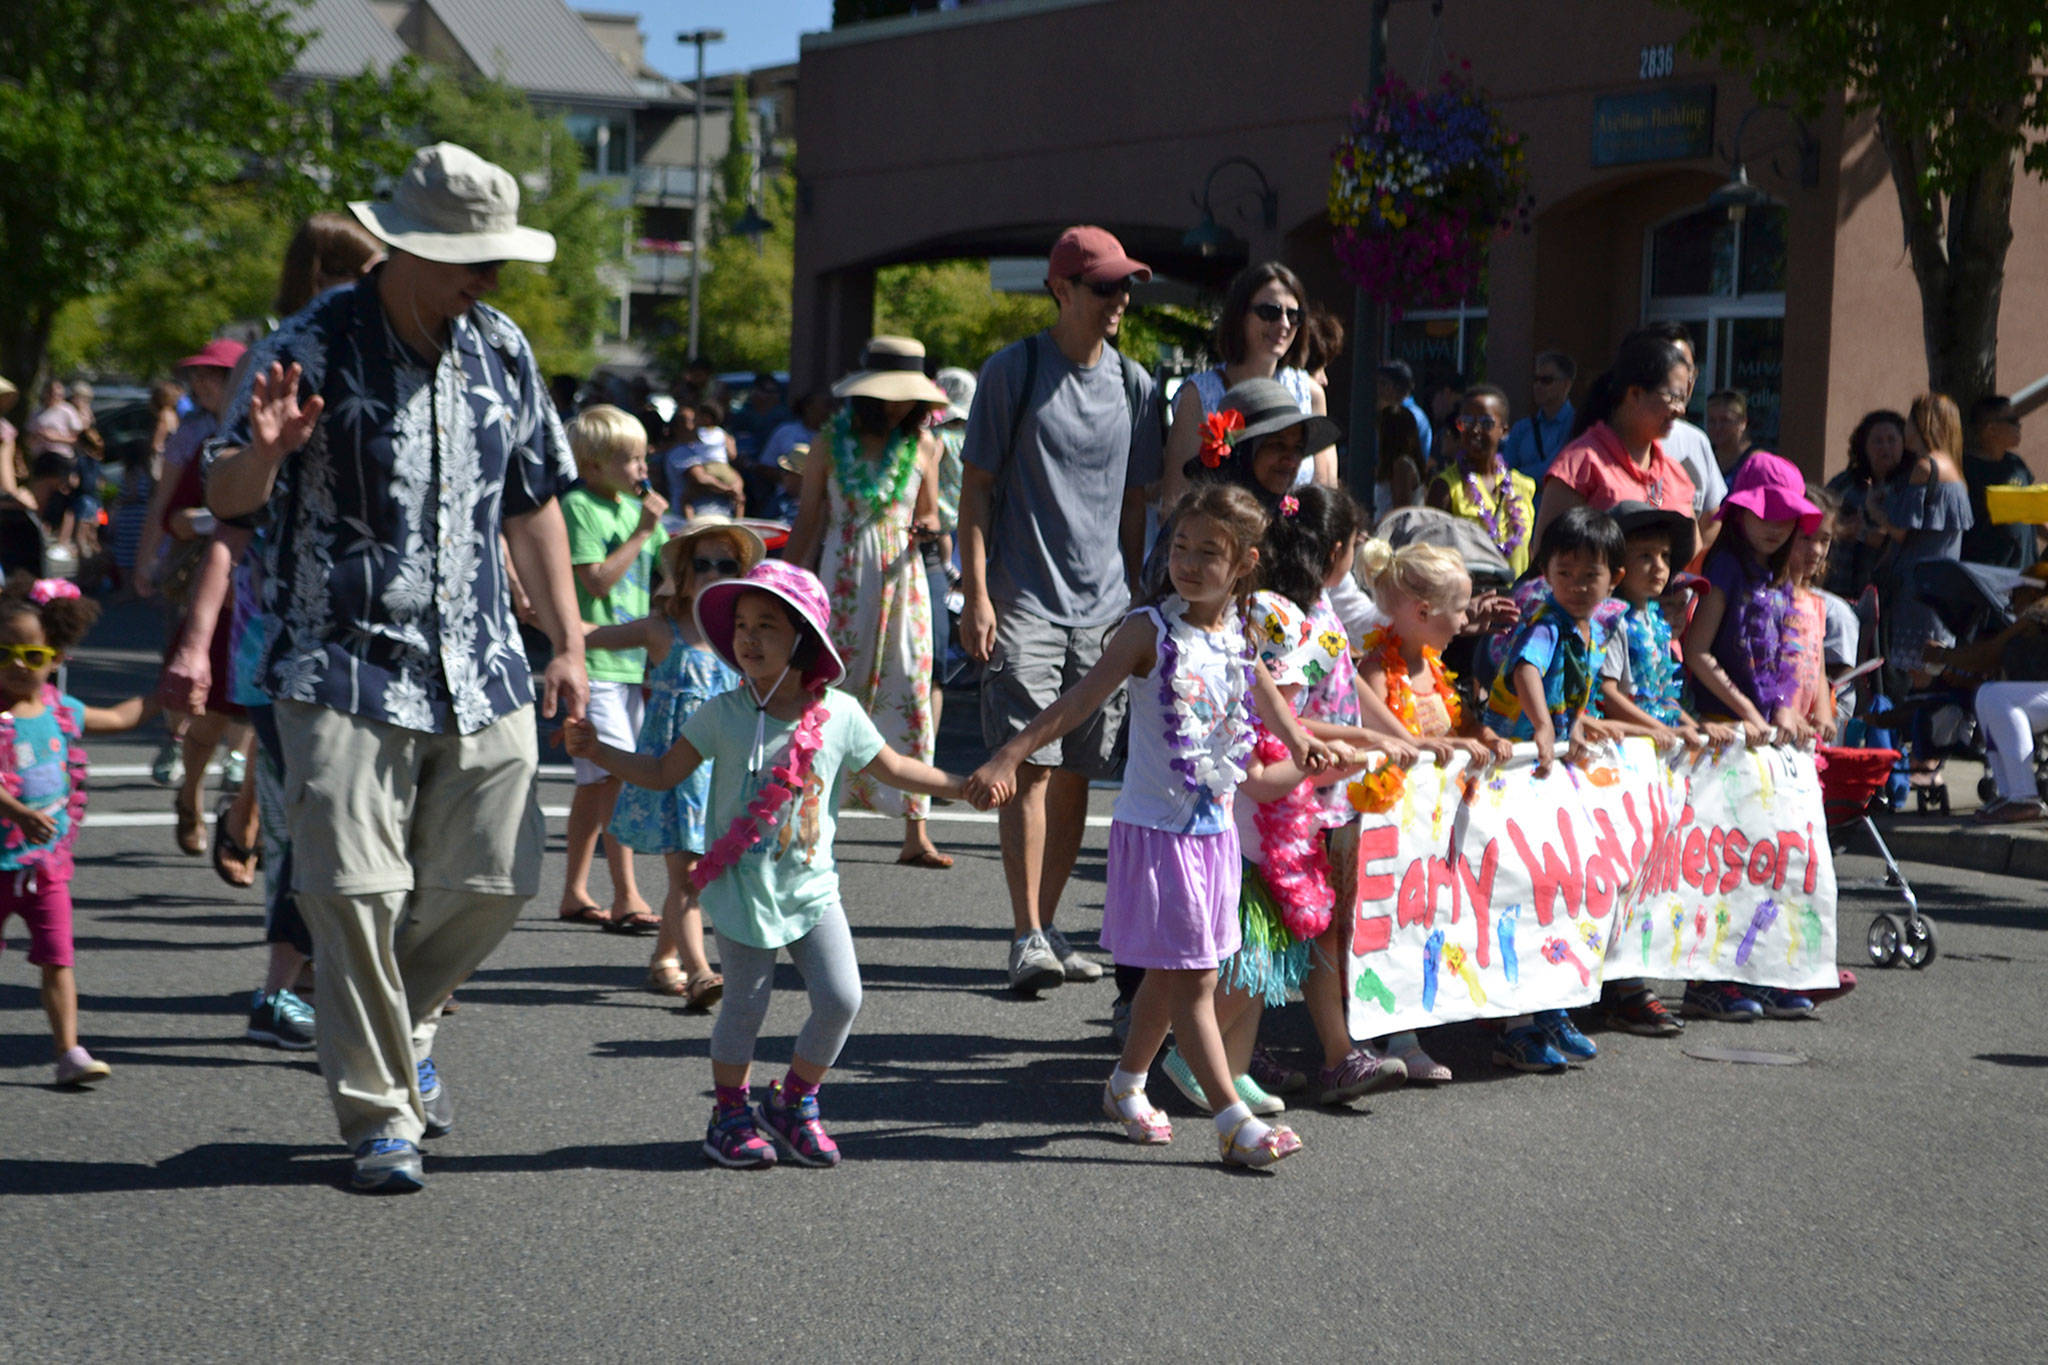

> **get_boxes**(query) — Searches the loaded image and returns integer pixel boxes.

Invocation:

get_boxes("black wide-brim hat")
[1610,499,1699,569]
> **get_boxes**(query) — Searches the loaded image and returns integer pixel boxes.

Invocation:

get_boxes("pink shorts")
[0,869,73,968]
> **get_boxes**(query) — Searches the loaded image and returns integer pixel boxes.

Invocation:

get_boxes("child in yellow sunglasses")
[0,576,152,1086]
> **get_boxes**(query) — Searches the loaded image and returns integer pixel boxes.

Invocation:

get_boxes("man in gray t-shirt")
[958,226,1162,994]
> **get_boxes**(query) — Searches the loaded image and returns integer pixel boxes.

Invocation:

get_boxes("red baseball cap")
[175,338,248,372]
[1047,226,1152,285]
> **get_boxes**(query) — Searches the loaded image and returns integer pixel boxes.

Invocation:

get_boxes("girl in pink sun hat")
[565,560,1001,1169]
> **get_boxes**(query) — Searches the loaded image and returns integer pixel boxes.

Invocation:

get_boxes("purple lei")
[1457,455,1527,558]
[1155,598,1256,803]
[1735,572,1800,715]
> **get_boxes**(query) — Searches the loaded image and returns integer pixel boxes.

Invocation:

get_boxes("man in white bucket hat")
[207,142,587,1194]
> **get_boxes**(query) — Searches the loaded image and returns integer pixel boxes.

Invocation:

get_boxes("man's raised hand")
[248,362,324,459]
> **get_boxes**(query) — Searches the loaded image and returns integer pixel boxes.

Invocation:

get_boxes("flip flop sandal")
[646,961,689,996]
[896,850,954,869]
[684,972,725,1012]
[1219,1116,1302,1169]
[1101,1080,1172,1145]
[603,910,661,936]
[211,795,260,889]
[558,903,611,926]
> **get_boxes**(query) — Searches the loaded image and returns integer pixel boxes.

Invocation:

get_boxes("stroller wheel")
[1866,914,1905,968]
[1900,915,1939,969]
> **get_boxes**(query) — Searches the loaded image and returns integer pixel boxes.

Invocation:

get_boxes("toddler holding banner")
[1681,452,1824,1023]
[1481,508,1630,1071]
[969,484,1343,1169]
[1352,538,1511,1082]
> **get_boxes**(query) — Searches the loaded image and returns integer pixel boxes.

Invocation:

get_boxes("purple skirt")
[1101,820,1243,970]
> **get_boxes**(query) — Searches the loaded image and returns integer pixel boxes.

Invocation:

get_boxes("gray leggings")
[709,899,863,1070]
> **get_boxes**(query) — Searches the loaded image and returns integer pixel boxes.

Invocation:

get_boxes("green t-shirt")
[680,687,886,949]
[563,484,668,682]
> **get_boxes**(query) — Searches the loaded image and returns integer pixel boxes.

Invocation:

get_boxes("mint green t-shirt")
[563,484,668,683]
[680,687,886,949]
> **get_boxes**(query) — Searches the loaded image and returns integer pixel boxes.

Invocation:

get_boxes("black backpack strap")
[988,334,1040,547]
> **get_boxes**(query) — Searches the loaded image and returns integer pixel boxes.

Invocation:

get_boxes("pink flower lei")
[1248,728,1334,940]
[0,684,89,882]
[690,688,828,892]
[1457,453,1527,558]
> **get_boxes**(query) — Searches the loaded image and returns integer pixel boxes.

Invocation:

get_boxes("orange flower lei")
[1347,762,1405,814]
[1365,627,1461,737]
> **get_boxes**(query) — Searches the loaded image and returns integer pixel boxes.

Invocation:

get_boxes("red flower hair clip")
[1198,410,1245,468]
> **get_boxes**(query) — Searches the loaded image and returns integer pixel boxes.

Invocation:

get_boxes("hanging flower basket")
[1328,68,1533,314]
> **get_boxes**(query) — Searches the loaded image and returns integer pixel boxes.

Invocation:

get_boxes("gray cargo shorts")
[980,604,1128,780]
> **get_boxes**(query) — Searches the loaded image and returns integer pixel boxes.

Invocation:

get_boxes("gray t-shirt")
[963,332,1163,628]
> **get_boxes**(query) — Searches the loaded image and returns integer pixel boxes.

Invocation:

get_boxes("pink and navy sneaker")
[760,1078,841,1168]
[704,1104,777,1170]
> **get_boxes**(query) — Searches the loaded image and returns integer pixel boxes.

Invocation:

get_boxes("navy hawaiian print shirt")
[209,273,575,735]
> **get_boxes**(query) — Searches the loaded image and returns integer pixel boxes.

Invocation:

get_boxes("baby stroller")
[1870,560,2018,813]
[1816,744,1936,969]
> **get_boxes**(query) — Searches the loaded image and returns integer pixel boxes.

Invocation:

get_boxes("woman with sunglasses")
[1159,263,1334,511]
[1532,332,1697,548]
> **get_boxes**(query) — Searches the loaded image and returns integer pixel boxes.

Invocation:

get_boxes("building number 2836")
[1638,43,1675,80]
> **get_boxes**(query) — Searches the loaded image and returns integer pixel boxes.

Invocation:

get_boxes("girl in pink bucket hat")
[565,560,1001,1169]
[1680,450,1825,1025]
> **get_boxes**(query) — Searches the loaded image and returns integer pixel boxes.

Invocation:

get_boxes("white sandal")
[1218,1114,1301,1169]
[1101,1081,1173,1145]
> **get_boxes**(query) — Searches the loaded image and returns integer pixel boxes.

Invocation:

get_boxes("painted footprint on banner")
[1670,902,1687,968]
[1578,918,1602,955]
[1642,904,1661,969]
[1443,943,1487,1005]
[1688,908,1710,967]
[1353,966,1397,1013]
[1735,898,1779,967]
[1799,904,1824,960]
[1707,904,1732,965]
[1421,929,1445,1011]
[1541,936,1591,986]
[1497,904,1523,985]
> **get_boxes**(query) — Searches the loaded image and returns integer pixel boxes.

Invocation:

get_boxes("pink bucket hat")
[1716,450,1822,535]
[693,560,844,689]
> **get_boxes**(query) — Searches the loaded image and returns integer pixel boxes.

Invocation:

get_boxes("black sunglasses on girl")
[693,556,742,577]
[1251,302,1302,326]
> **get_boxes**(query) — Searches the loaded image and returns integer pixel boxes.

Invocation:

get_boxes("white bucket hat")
[349,142,556,266]
[831,336,949,405]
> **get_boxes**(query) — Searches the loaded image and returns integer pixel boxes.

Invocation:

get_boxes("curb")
[1856,818,2048,882]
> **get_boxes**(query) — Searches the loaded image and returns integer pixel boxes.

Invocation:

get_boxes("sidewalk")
[1854,757,2048,879]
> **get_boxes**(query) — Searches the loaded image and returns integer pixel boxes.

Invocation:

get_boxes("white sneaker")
[1006,932,1063,993]
[1043,926,1103,982]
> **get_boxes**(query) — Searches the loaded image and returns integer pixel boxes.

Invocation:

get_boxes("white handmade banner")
[1345,738,1838,1039]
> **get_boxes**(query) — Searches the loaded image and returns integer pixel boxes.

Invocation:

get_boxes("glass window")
[1387,300,1487,398]
[1722,316,1784,444]
[1738,206,1788,296]
[1650,208,1735,299]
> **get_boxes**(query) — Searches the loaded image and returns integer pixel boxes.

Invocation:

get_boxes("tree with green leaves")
[0,1,323,388]
[1683,2,2048,410]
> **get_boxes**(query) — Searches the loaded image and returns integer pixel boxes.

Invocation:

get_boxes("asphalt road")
[5,601,2046,1361]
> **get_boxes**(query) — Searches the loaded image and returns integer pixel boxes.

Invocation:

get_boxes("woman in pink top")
[1533,333,1697,546]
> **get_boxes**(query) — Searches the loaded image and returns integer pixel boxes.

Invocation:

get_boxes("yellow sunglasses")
[0,643,58,668]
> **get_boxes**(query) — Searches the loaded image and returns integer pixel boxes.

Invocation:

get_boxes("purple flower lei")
[1457,454,1527,558]
[1734,567,1800,715]
[1155,597,1255,803]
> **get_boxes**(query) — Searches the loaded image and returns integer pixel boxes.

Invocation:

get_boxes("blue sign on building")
[1591,85,1716,167]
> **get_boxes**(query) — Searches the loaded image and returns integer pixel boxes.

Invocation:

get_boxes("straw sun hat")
[831,336,949,406]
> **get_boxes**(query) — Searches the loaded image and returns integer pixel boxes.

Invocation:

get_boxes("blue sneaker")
[1745,986,1817,1020]
[1682,981,1764,1021]
[351,1138,424,1193]
[1491,1024,1568,1073]
[1535,1009,1598,1063]
[418,1057,453,1138]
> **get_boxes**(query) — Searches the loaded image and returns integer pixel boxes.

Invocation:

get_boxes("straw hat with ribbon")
[831,337,949,406]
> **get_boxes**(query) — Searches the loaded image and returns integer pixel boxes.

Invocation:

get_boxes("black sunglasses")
[692,556,743,577]
[1250,302,1302,326]
[1073,274,1136,298]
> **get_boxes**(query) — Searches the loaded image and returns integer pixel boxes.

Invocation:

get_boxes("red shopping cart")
[1816,745,1936,968]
